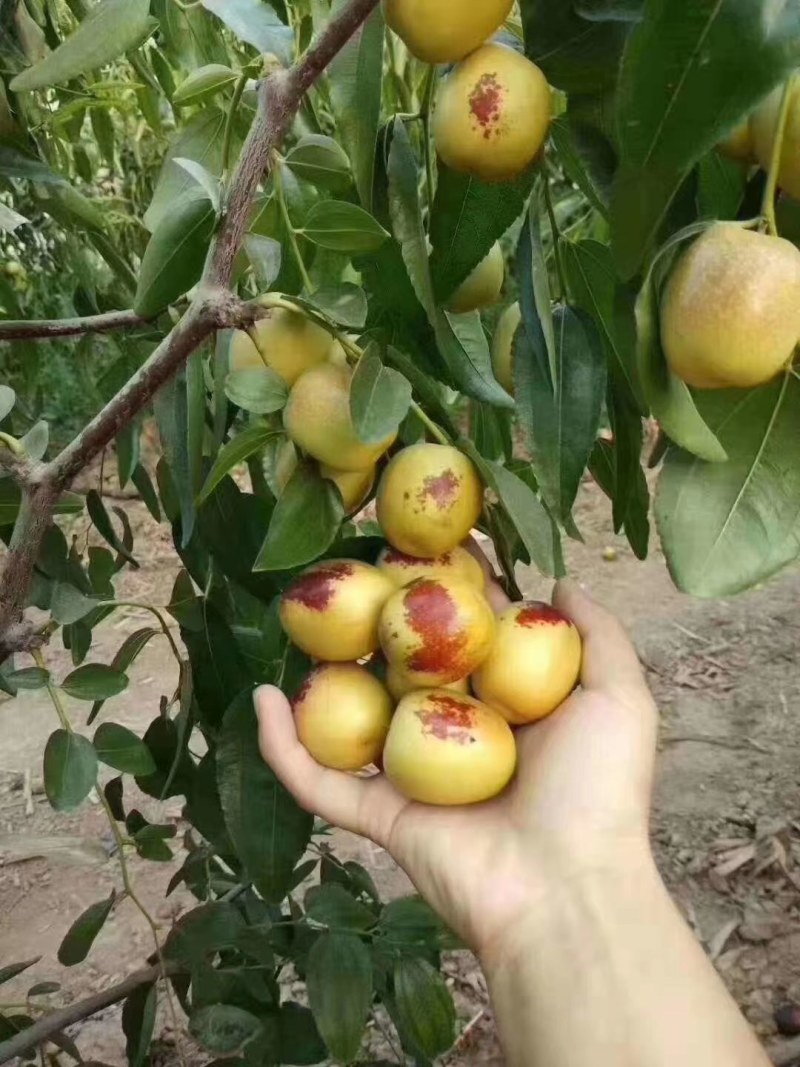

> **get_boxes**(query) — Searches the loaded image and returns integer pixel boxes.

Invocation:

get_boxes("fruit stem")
[222,72,248,181]
[762,74,797,237]
[271,151,315,293]
[543,174,567,301]
[421,64,437,212]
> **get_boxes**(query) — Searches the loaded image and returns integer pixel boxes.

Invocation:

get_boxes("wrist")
[476,837,660,973]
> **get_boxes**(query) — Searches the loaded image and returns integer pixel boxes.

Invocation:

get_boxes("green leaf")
[132,464,161,522]
[634,234,727,462]
[612,0,800,276]
[93,723,156,776]
[0,147,66,185]
[0,386,16,421]
[57,892,115,966]
[285,135,352,193]
[198,425,278,505]
[393,958,456,1060]
[515,305,607,522]
[173,63,238,106]
[328,4,384,210]
[278,1003,327,1066]
[306,932,372,1064]
[0,203,28,232]
[5,666,50,690]
[174,158,222,209]
[189,1004,262,1055]
[549,115,614,218]
[517,189,556,384]
[43,730,98,812]
[300,200,389,254]
[122,982,156,1067]
[697,153,747,221]
[134,823,176,862]
[50,582,96,625]
[155,376,198,548]
[217,690,314,902]
[11,0,153,91]
[299,283,368,329]
[199,0,292,60]
[0,959,40,987]
[466,448,561,578]
[429,161,534,304]
[145,109,227,232]
[350,350,412,444]
[61,664,128,701]
[245,234,282,290]
[254,462,344,572]
[304,884,378,931]
[86,489,138,568]
[135,196,216,318]
[657,376,800,597]
[225,369,288,415]
[521,0,628,92]
[88,628,159,726]
[562,239,644,412]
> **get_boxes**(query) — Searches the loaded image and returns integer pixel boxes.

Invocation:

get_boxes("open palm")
[256,580,657,956]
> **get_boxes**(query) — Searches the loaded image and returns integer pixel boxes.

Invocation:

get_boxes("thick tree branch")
[0,310,149,342]
[0,0,381,651]
[0,961,180,1064]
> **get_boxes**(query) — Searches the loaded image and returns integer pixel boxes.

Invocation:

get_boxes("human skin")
[257,574,769,1067]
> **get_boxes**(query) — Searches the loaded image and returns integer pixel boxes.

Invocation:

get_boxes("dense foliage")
[0,0,799,1063]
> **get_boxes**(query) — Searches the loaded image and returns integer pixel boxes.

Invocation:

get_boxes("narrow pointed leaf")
[57,892,115,965]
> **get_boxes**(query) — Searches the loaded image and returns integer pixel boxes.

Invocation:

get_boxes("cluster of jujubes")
[279,444,583,807]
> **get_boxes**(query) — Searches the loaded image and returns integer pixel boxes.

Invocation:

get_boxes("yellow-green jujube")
[432,44,551,183]
[446,243,505,313]
[376,444,484,558]
[284,362,396,471]
[717,119,755,164]
[384,0,513,65]
[294,664,392,771]
[492,301,521,394]
[751,81,800,201]
[472,602,582,725]
[229,305,332,386]
[383,689,516,806]
[376,543,485,591]
[386,665,469,703]
[660,224,800,390]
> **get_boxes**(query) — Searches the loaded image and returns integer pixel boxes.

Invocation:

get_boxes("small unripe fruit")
[492,301,521,395]
[383,690,516,806]
[320,464,375,515]
[386,664,469,702]
[379,576,495,688]
[433,44,551,183]
[284,363,396,472]
[446,243,504,314]
[229,305,332,386]
[751,81,800,201]
[376,544,485,591]
[294,664,392,771]
[473,602,582,724]
[717,119,755,163]
[377,444,483,559]
[661,224,800,390]
[281,559,396,662]
[384,0,513,64]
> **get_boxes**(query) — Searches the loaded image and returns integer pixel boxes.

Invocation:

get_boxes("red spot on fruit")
[383,548,453,568]
[517,602,568,627]
[418,469,460,510]
[403,579,467,675]
[469,73,503,139]
[292,667,321,709]
[417,694,475,745]
[284,562,354,611]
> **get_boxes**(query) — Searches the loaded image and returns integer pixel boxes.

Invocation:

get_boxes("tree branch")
[0,0,381,652]
[0,310,149,342]
[0,961,180,1064]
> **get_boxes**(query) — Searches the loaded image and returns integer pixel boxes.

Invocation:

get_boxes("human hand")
[256,577,658,963]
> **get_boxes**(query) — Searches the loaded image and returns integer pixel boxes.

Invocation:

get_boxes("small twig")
[762,75,798,237]
[0,962,179,1064]
[661,732,771,755]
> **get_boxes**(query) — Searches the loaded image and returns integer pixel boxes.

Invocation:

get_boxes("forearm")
[481,850,769,1067]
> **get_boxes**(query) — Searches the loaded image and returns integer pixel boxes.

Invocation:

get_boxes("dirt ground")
[3,478,800,1065]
